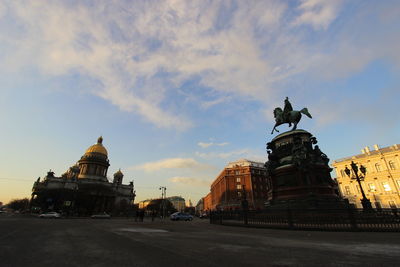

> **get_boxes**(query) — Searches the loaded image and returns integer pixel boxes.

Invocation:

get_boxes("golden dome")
[84,136,108,156]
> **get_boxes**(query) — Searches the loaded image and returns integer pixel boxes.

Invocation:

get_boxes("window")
[382,182,391,191]
[236,177,241,183]
[344,186,351,195]
[237,191,242,197]
[235,170,240,175]
[236,184,242,190]
[389,161,396,170]
[389,201,397,209]
[368,183,377,192]
[253,184,257,189]
[340,170,346,177]
[375,163,381,172]
[355,185,361,193]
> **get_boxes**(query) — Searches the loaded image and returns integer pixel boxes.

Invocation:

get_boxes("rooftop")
[226,159,265,168]
[333,144,400,163]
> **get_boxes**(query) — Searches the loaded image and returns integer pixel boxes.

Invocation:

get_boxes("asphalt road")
[1,215,400,267]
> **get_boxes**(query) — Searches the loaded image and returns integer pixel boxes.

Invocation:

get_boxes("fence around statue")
[210,208,400,232]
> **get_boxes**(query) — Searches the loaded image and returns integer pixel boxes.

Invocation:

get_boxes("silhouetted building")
[30,137,135,215]
[167,196,186,212]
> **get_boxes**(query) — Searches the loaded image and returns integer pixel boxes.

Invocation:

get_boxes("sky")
[1,0,399,205]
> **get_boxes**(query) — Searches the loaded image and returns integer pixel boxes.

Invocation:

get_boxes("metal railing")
[210,208,400,231]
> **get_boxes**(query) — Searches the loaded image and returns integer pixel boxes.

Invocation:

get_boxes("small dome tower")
[113,169,124,185]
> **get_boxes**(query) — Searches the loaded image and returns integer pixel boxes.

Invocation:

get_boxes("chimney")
[364,146,370,153]
[373,144,380,151]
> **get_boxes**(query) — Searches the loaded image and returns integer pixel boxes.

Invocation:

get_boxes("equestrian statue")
[271,97,312,134]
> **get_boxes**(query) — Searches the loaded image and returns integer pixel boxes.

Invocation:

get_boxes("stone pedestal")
[265,130,345,209]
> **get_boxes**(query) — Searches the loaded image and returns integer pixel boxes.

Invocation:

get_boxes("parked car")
[91,212,111,219]
[39,212,61,218]
[170,212,193,221]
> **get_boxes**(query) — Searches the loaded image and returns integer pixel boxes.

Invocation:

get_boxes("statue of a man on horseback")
[271,97,312,134]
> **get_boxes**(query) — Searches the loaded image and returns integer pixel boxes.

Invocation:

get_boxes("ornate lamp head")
[350,161,358,173]
[360,165,367,176]
[344,166,351,177]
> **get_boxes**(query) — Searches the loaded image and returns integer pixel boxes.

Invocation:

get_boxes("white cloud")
[169,177,210,187]
[1,0,399,130]
[132,158,212,172]
[293,0,344,30]
[195,149,264,162]
[197,142,229,149]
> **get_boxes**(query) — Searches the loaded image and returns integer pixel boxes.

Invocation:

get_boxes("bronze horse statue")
[271,107,312,134]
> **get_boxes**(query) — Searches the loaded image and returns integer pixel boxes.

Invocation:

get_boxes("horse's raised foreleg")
[271,124,280,134]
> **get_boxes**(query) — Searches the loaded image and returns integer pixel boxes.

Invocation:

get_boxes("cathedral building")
[30,137,135,216]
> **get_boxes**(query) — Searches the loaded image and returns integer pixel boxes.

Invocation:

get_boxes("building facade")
[167,196,186,212]
[30,137,136,215]
[203,193,212,212]
[208,159,268,211]
[333,144,400,209]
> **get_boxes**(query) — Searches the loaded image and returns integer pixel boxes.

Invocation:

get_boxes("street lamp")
[159,186,166,219]
[344,161,373,211]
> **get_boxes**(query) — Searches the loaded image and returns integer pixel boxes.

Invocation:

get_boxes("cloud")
[197,142,229,148]
[169,177,210,187]
[195,149,265,162]
[132,158,212,172]
[200,95,233,109]
[293,0,344,30]
[1,0,400,130]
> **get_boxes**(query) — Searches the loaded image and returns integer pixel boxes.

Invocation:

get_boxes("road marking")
[118,228,168,233]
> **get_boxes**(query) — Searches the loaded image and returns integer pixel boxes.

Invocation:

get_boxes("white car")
[170,212,193,221]
[39,212,61,218]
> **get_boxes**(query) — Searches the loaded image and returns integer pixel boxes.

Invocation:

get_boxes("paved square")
[1,215,400,266]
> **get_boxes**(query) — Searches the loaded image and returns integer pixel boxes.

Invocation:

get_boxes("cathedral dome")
[84,136,108,157]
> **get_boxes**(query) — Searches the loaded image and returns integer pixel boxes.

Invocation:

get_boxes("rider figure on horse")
[283,97,293,125]
[270,97,312,134]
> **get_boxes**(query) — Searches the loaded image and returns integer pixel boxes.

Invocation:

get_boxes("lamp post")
[159,186,166,219]
[344,161,373,211]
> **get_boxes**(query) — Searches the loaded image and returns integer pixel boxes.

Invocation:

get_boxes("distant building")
[333,144,400,209]
[30,137,135,215]
[206,159,268,211]
[195,198,204,215]
[138,199,153,209]
[167,196,186,212]
[203,192,212,212]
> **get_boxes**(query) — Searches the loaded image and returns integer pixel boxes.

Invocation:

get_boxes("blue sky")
[1,0,399,205]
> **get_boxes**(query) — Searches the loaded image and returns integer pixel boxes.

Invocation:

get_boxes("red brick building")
[209,159,268,210]
[203,192,212,212]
